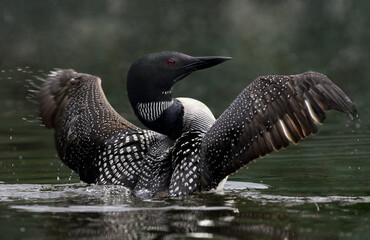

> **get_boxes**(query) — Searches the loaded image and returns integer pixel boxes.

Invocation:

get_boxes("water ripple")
[10,205,238,213]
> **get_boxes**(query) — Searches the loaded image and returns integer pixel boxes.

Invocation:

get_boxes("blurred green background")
[0,0,368,118]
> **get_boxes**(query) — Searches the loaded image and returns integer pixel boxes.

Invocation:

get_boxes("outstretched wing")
[39,69,172,187]
[200,71,356,190]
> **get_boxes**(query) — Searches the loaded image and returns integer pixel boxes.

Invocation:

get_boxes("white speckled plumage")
[38,52,356,198]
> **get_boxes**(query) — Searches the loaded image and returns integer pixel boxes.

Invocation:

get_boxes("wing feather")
[200,71,356,190]
[39,69,173,190]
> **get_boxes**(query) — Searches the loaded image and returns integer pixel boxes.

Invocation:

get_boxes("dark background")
[0,0,368,123]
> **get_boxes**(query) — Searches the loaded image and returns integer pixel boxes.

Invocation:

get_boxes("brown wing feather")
[39,69,136,131]
[38,69,165,185]
[200,71,356,190]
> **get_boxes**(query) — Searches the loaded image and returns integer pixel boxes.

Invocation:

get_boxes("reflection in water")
[10,205,238,213]
[2,182,369,239]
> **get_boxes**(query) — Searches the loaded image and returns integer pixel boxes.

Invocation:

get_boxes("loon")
[38,51,356,198]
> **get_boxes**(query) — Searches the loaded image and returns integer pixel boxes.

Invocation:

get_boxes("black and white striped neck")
[134,97,185,139]
[126,51,231,139]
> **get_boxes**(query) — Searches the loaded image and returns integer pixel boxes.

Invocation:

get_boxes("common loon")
[38,51,356,198]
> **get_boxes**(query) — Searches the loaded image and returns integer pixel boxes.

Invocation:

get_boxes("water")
[1,1,369,239]
[1,182,370,239]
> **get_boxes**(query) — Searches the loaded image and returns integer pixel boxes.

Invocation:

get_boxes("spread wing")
[39,69,173,188]
[200,71,356,190]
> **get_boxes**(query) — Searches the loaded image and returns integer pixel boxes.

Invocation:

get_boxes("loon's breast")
[177,97,216,133]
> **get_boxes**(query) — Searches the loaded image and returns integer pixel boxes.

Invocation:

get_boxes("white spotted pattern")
[168,130,205,196]
[41,69,355,198]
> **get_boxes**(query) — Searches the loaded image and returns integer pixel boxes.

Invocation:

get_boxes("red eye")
[167,59,175,66]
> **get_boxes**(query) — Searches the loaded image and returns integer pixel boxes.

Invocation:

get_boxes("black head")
[127,51,231,104]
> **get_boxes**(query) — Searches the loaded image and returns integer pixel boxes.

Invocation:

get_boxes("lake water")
[0,1,369,239]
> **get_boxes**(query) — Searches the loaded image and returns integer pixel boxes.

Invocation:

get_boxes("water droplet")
[57,176,60,181]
